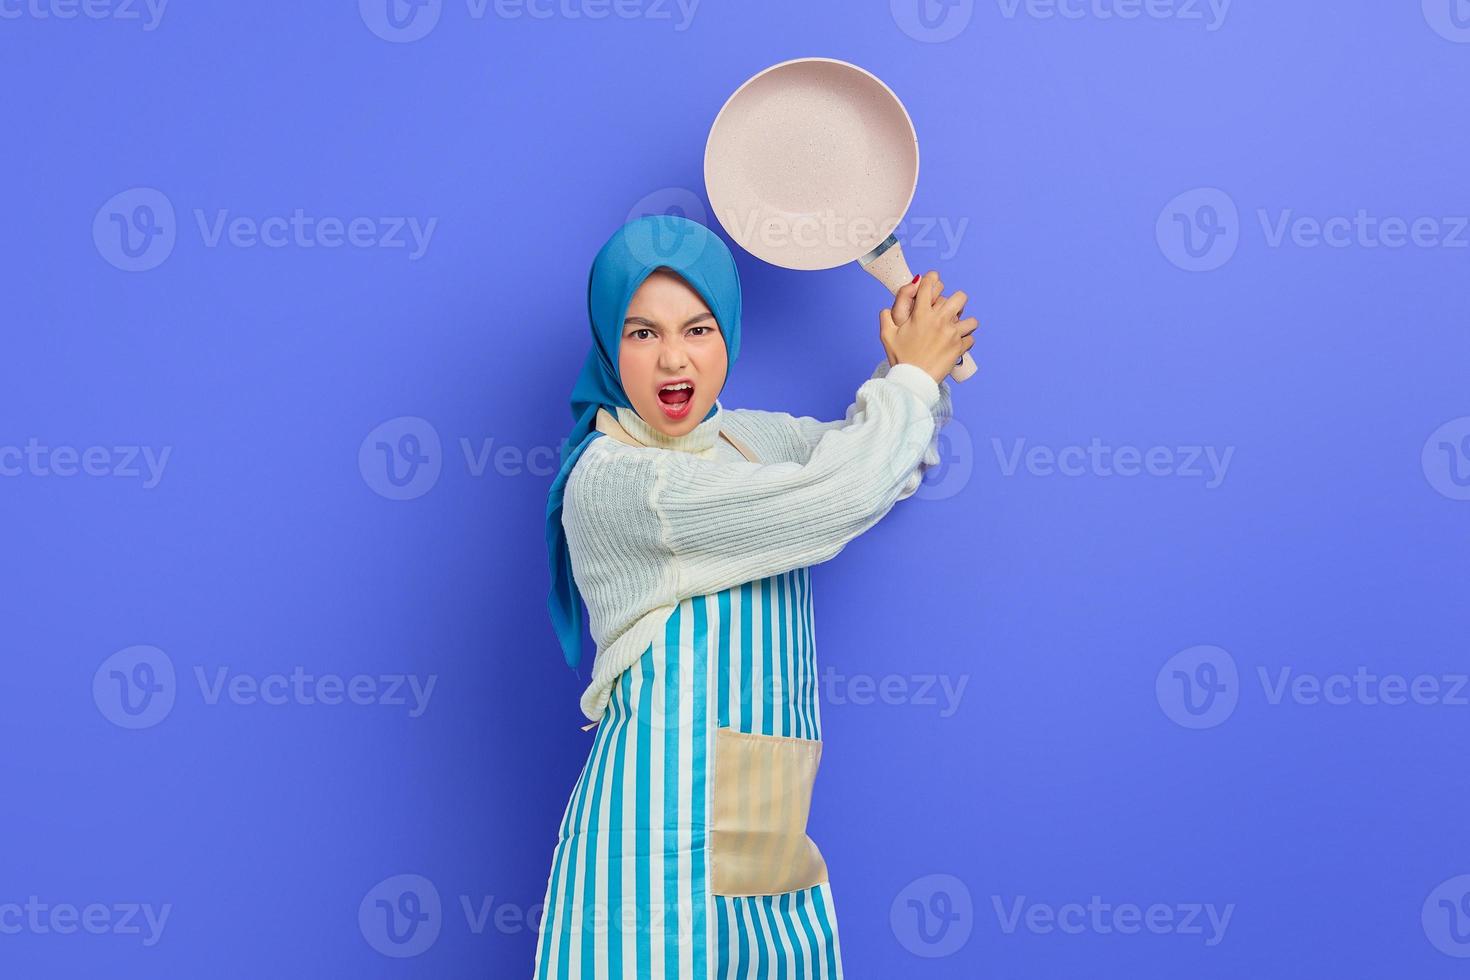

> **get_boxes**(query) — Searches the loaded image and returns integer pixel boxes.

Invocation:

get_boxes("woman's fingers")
[917,270,941,309]
[890,280,920,326]
[878,307,899,364]
[939,289,968,321]
[957,316,979,336]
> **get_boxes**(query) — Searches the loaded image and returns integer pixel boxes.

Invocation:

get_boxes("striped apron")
[533,566,844,979]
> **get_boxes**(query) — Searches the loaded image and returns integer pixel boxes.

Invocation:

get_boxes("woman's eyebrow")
[623,312,716,328]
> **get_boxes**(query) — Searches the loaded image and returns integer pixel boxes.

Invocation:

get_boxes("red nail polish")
[911,274,920,283]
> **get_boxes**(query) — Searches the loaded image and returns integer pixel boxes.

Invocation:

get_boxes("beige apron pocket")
[710,726,829,897]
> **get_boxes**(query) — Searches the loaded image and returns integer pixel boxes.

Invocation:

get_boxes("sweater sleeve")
[564,363,944,608]
[724,357,956,502]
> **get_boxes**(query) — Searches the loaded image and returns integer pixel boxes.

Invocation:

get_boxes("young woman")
[538,214,975,979]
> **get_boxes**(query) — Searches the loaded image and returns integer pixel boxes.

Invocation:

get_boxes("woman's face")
[618,268,728,437]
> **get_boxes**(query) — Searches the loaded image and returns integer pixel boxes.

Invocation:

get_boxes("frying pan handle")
[859,235,979,383]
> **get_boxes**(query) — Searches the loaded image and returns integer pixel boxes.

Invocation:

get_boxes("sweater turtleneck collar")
[614,400,724,458]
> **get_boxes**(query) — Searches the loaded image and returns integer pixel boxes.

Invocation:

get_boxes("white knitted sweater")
[563,357,954,721]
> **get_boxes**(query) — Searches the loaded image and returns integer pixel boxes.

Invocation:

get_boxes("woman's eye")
[690,326,712,336]
[633,329,652,340]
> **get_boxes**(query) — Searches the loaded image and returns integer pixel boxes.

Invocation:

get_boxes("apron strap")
[719,427,760,464]
[593,407,643,447]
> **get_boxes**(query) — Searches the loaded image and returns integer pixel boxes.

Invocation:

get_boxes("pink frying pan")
[704,57,978,382]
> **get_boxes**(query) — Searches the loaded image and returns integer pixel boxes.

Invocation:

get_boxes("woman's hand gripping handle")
[880,270,980,386]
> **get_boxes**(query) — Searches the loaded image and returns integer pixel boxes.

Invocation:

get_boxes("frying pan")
[704,57,978,382]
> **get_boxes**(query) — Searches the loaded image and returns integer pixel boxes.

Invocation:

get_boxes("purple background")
[3,1,1469,976]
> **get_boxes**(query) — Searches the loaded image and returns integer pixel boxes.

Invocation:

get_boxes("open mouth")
[657,381,695,420]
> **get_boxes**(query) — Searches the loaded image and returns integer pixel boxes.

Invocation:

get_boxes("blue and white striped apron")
[534,566,844,979]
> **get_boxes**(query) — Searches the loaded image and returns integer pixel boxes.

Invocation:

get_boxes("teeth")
[660,383,692,392]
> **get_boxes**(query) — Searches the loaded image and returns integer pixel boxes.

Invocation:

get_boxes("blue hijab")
[545,214,743,670]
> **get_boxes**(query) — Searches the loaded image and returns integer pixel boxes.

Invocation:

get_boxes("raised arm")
[563,364,942,604]
[724,356,955,501]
